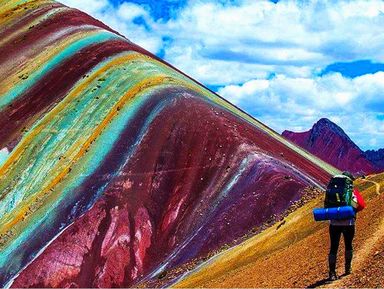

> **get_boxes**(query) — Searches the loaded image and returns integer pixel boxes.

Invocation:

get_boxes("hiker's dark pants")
[329,225,355,255]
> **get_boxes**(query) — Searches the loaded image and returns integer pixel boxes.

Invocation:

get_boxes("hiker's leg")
[329,225,342,280]
[329,225,342,255]
[343,225,355,275]
[343,225,355,251]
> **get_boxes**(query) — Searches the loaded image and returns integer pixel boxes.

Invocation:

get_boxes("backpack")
[324,175,354,208]
[351,189,366,212]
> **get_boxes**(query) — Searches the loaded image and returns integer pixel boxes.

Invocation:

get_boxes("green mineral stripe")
[0,30,122,110]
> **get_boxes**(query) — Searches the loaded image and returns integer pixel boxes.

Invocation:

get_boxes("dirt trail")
[361,178,381,196]
[174,173,384,288]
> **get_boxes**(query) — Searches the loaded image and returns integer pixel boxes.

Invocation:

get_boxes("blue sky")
[60,0,384,151]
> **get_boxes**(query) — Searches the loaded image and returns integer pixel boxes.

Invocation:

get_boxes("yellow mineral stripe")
[0,25,99,84]
[0,0,30,14]
[0,0,53,27]
[0,6,70,48]
[0,28,102,97]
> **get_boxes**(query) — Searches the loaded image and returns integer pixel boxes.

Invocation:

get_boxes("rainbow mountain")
[0,0,338,287]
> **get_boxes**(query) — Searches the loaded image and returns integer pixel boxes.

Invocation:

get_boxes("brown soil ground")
[174,173,384,288]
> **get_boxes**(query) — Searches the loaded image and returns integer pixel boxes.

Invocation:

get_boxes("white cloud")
[116,2,148,21]
[58,0,109,16]
[156,0,384,84]
[218,72,384,149]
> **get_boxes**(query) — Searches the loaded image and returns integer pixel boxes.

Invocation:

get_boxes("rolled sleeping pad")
[313,206,356,221]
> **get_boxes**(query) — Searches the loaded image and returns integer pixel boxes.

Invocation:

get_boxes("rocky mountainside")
[365,149,384,171]
[282,118,381,175]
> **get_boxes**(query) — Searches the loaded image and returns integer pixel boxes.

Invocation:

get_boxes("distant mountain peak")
[310,118,356,148]
[282,118,381,174]
[316,117,334,125]
[315,118,341,130]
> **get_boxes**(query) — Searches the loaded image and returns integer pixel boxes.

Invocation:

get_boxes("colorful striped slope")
[0,0,339,287]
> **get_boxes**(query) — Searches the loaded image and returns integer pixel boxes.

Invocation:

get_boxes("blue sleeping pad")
[313,206,356,221]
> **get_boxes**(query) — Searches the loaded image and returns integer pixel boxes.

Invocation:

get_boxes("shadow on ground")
[306,277,330,288]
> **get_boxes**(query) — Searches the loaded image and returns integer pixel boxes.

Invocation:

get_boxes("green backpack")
[324,175,354,208]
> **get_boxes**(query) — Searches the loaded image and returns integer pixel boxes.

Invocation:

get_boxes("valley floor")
[174,173,384,288]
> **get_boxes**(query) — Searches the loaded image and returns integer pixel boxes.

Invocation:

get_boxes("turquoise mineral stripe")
[0,54,180,217]
[0,84,176,276]
[0,149,8,166]
[0,30,122,110]
[3,73,123,210]
[0,75,121,215]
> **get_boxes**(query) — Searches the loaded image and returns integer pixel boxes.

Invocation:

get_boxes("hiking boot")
[345,250,353,275]
[329,270,338,281]
[328,254,337,281]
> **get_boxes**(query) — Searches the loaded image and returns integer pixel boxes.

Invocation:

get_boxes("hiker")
[327,171,365,281]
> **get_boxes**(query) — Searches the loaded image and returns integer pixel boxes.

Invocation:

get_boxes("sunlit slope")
[0,0,339,287]
[174,174,384,288]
